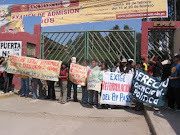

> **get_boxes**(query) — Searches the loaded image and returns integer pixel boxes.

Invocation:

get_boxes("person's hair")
[92,59,97,62]
[101,61,108,70]
[114,61,120,65]
[128,60,134,68]
[128,60,134,65]
[137,61,145,69]
[140,57,145,61]
[76,58,79,63]
[62,62,68,68]
[83,59,90,65]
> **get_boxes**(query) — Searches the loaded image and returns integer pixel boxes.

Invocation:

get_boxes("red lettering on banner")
[73,79,82,84]
[19,58,25,62]
[40,61,59,67]
[27,59,38,64]
[47,66,58,72]
[10,62,17,66]
[23,63,43,69]
[102,81,131,92]
[9,56,19,62]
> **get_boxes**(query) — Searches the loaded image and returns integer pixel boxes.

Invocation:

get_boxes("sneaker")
[8,91,13,93]
[32,97,37,99]
[61,102,66,104]
[1,92,5,94]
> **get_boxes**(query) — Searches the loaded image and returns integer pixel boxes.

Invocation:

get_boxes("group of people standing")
[0,54,180,111]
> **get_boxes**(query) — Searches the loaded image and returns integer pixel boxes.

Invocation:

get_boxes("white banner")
[100,72,133,106]
[0,41,22,57]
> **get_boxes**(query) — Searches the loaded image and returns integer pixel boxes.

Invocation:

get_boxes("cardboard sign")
[131,69,169,107]
[87,70,102,92]
[7,55,61,81]
[100,72,133,106]
[69,63,87,86]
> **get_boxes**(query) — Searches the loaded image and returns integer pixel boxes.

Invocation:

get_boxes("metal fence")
[148,29,175,59]
[40,30,137,67]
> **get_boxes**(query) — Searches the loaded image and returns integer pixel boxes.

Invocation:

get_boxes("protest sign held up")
[7,55,61,81]
[69,63,87,86]
[100,72,133,106]
[87,70,102,92]
[131,69,169,107]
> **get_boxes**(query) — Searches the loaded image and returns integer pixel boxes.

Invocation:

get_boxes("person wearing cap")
[119,58,130,74]
[140,57,148,72]
[168,54,180,112]
[67,57,78,102]
[128,59,135,74]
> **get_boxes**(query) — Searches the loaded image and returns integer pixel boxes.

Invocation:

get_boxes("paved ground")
[0,95,151,135]
[0,92,14,98]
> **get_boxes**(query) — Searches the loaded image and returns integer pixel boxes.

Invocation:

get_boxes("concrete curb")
[144,105,176,135]
[0,93,14,99]
[144,106,156,135]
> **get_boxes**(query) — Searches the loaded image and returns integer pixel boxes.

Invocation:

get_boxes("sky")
[0,0,142,34]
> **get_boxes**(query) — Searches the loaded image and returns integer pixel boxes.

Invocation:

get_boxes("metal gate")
[148,29,175,59]
[40,30,137,67]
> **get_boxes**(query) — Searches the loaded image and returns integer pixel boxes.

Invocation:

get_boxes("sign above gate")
[0,0,168,30]
[153,22,175,27]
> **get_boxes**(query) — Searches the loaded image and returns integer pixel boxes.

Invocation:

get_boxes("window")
[27,43,36,57]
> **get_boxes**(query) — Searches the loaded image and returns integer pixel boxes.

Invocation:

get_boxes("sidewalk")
[144,105,180,135]
[0,92,14,98]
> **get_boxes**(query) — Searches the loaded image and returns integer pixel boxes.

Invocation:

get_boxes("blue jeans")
[21,78,29,96]
[32,78,43,99]
[82,86,88,103]
[88,90,98,105]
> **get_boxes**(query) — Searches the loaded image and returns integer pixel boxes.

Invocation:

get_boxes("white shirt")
[128,68,135,74]
[115,67,120,73]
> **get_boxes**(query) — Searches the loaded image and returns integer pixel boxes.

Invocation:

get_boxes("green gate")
[40,30,137,67]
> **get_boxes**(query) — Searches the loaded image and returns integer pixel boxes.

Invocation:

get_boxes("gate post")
[134,31,137,64]
[141,22,149,62]
[40,34,44,59]
[85,31,89,59]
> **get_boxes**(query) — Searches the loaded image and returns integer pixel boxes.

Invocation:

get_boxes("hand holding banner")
[100,72,133,106]
[131,69,169,107]
[7,55,61,81]
[69,63,87,86]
